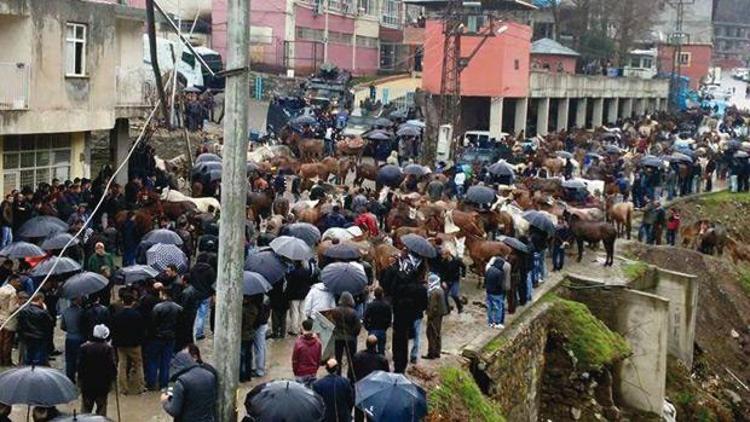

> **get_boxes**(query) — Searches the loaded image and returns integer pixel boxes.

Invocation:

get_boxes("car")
[342,114,380,137]
[457,147,500,167]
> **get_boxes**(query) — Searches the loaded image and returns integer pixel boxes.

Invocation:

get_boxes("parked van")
[143,35,224,91]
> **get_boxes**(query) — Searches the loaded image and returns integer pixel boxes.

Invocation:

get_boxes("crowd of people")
[0,97,748,420]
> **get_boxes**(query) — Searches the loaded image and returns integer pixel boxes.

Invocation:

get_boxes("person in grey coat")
[161,347,218,422]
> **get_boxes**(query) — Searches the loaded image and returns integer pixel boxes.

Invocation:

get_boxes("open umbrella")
[195,153,222,164]
[397,125,421,137]
[41,233,79,251]
[670,151,693,163]
[285,223,321,247]
[603,144,622,154]
[734,151,749,158]
[500,236,530,254]
[364,130,393,141]
[146,243,188,273]
[245,249,287,284]
[562,179,587,190]
[488,161,515,177]
[465,185,497,205]
[208,168,223,182]
[523,211,555,236]
[191,161,222,175]
[290,115,318,127]
[555,150,574,159]
[403,164,428,176]
[322,243,362,260]
[18,216,68,239]
[321,227,355,242]
[640,156,663,168]
[243,271,272,296]
[50,414,111,422]
[389,110,407,121]
[400,234,437,258]
[376,165,403,188]
[246,380,325,421]
[321,262,367,295]
[0,241,45,259]
[372,117,393,128]
[60,271,109,299]
[0,366,77,406]
[142,229,184,246]
[270,236,314,261]
[115,265,159,285]
[30,256,81,277]
[405,119,425,128]
[355,371,427,422]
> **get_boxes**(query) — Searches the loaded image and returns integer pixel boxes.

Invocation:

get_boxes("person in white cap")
[77,324,116,417]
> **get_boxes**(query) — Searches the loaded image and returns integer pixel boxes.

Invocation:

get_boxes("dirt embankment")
[625,242,750,420]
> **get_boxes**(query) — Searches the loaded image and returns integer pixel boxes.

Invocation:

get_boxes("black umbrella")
[285,223,321,247]
[208,168,223,182]
[195,153,222,164]
[146,243,188,273]
[115,265,159,285]
[376,165,403,188]
[322,243,362,260]
[0,366,77,405]
[403,164,428,176]
[562,179,587,190]
[364,130,393,141]
[397,125,421,137]
[142,229,184,246]
[522,211,555,236]
[670,152,693,163]
[17,216,68,238]
[734,151,749,158]
[270,236,314,261]
[355,371,427,422]
[245,249,287,284]
[389,110,407,121]
[30,256,82,277]
[500,236,530,254]
[245,380,325,422]
[555,150,574,159]
[60,271,109,299]
[243,271,272,296]
[50,414,111,422]
[290,115,318,126]
[641,156,663,168]
[465,185,497,205]
[603,144,622,154]
[372,117,393,128]
[191,161,222,176]
[488,161,515,177]
[321,262,367,295]
[0,241,45,259]
[41,233,79,251]
[400,234,436,258]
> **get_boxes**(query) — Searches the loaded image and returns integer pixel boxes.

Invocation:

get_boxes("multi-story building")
[713,0,750,65]
[0,0,148,191]
[211,0,414,75]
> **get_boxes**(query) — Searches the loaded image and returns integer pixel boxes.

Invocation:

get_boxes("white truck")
[142,35,222,90]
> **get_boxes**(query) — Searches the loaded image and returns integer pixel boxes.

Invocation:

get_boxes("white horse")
[161,188,220,213]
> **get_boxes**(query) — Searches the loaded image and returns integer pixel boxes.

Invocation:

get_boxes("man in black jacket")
[389,253,428,374]
[352,335,389,422]
[161,349,218,421]
[18,293,54,365]
[433,248,466,313]
[111,294,146,395]
[363,287,391,355]
[313,359,354,422]
[78,324,116,416]
[146,287,183,390]
[188,254,216,341]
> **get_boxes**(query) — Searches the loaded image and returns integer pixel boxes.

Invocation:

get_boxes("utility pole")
[324,0,330,63]
[667,0,693,110]
[213,0,249,420]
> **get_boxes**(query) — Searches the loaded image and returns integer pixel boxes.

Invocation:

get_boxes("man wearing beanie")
[78,324,116,416]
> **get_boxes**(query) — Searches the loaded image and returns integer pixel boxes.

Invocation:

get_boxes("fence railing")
[0,62,30,110]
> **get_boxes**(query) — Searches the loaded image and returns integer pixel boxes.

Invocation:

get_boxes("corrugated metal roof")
[531,38,580,57]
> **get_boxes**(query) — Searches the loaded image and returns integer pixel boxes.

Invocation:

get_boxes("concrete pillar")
[557,98,570,131]
[110,118,130,185]
[661,97,669,111]
[489,96,504,140]
[284,0,296,74]
[655,98,662,112]
[592,98,604,128]
[575,98,587,128]
[514,97,528,138]
[537,97,550,136]
[621,98,634,118]
[634,98,646,116]
[607,98,619,124]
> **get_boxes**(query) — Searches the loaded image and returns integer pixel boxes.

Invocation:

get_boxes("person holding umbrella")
[312,359,354,422]
[77,324,116,416]
[286,260,317,337]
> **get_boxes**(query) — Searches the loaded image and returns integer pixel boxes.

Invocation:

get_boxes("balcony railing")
[0,62,30,111]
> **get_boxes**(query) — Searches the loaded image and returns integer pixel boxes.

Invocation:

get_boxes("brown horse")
[567,213,617,266]
[464,233,512,286]
[298,138,325,162]
[355,162,378,186]
[606,199,633,239]
[247,190,274,221]
[337,137,367,163]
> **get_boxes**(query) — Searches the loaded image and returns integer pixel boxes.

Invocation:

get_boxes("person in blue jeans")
[363,287,392,355]
[61,297,85,382]
[409,317,422,364]
[146,288,182,389]
[552,221,571,271]
[484,256,511,328]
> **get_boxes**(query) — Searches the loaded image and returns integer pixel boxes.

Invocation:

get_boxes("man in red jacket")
[354,208,379,237]
[291,319,321,386]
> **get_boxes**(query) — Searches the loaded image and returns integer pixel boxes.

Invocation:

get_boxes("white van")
[143,35,204,89]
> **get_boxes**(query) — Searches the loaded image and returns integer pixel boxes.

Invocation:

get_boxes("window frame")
[677,52,691,67]
[3,134,72,193]
[65,22,88,77]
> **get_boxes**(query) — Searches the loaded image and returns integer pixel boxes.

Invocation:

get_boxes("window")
[642,58,653,68]
[677,52,691,66]
[65,23,87,77]
[3,134,71,193]
[514,59,520,70]
[181,51,196,68]
[382,0,400,26]
[630,57,641,68]
[296,27,325,42]
[328,31,352,45]
[359,0,375,15]
[356,35,379,48]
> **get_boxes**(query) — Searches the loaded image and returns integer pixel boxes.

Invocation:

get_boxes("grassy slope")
[428,367,506,422]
